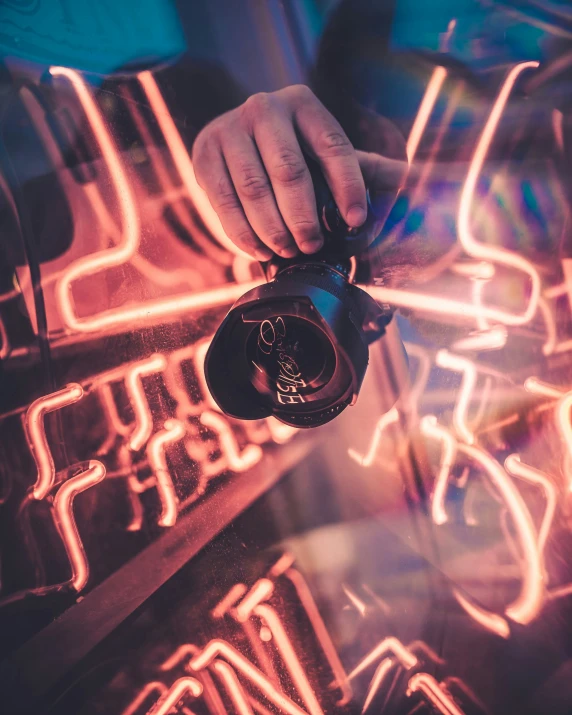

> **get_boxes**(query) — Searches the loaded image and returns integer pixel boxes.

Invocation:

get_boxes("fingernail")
[300,239,323,254]
[254,249,273,261]
[346,206,367,227]
[279,246,299,258]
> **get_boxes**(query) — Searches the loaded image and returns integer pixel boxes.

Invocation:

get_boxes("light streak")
[505,455,556,555]
[212,584,249,619]
[524,377,564,399]
[212,660,254,715]
[146,419,186,527]
[406,67,448,162]
[452,589,510,639]
[422,418,545,627]
[366,285,537,326]
[147,677,203,715]
[451,327,507,352]
[435,351,478,445]
[406,673,465,715]
[457,61,541,325]
[0,316,9,359]
[121,682,167,715]
[160,644,200,671]
[53,460,106,591]
[269,553,295,577]
[59,278,261,337]
[138,71,249,259]
[362,657,396,713]
[524,380,572,488]
[253,603,324,715]
[189,640,308,715]
[49,67,140,334]
[200,411,263,472]
[421,416,457,526]
[235,579,274,622]
[126,354,168,451]
[342,584,367,617]
[25,383,84,500]
[285,568,352,706]
[348,637,418,680]
[347,407,399,466]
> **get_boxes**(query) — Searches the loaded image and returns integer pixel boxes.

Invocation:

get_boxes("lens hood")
[205,263,390,428]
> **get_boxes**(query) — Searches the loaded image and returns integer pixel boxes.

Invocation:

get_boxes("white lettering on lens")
[257,317,306,404]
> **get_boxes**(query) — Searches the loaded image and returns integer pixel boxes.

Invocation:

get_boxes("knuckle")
[271,150,308,185]
[238,165,271,200]
[265,227,293,249]
[285,84,313,102]
[318,130,352,156]
[290,217,320,240]
[232,229,259,251]
[243,91,273,118]
[212,177,240,211]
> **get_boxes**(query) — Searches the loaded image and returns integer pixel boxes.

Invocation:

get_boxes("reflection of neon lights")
[525,380,572,487]
[200,411,263,472]
[407,673,465,715]
[49,67,140,333]
[235,579,274,622]
[505,455,556,555]
[0,317,9,359]
[53,460,106,591]
[126,354,168,451]
[189,640,308,715]
[25,383,84,500]
[406,67,448,162]
[452,589,510,639]
[348,637,418,680]
[146,419,186,527]
[362,658,396,713]
[422,416,457,526]
[138,71,248,259]
[285,568,352,706]
[63,278,261,336]
[121,682,167,715]
[347,407,399,466]
[254,604,324,715]
[435,351,477,445]
[451,327,507,352]
[422,418,545,627]
[342,584,367,617]
[366,285,533,326]
[457,61,540,326]
[147,677,203,715]
[212,584,248,620]
[212,660,254,715]
[161,644,200,671]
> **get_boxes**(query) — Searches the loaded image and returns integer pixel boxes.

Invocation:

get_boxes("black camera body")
[205,161,396,428]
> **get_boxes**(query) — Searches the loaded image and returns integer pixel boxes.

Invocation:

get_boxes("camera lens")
[205,263,391,428]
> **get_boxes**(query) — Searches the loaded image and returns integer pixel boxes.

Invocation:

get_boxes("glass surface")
[1,2,572,714]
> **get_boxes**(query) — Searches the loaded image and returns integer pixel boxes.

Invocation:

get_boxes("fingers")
[290,87,367,229]
[250,98,324,254]
[219,120,299,258]
[193,130,274,261]
[357,151,409,196]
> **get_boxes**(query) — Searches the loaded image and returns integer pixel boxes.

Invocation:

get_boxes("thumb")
[357,150,409,223]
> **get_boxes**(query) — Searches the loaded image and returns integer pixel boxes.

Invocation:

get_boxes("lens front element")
[247,316,336,407]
